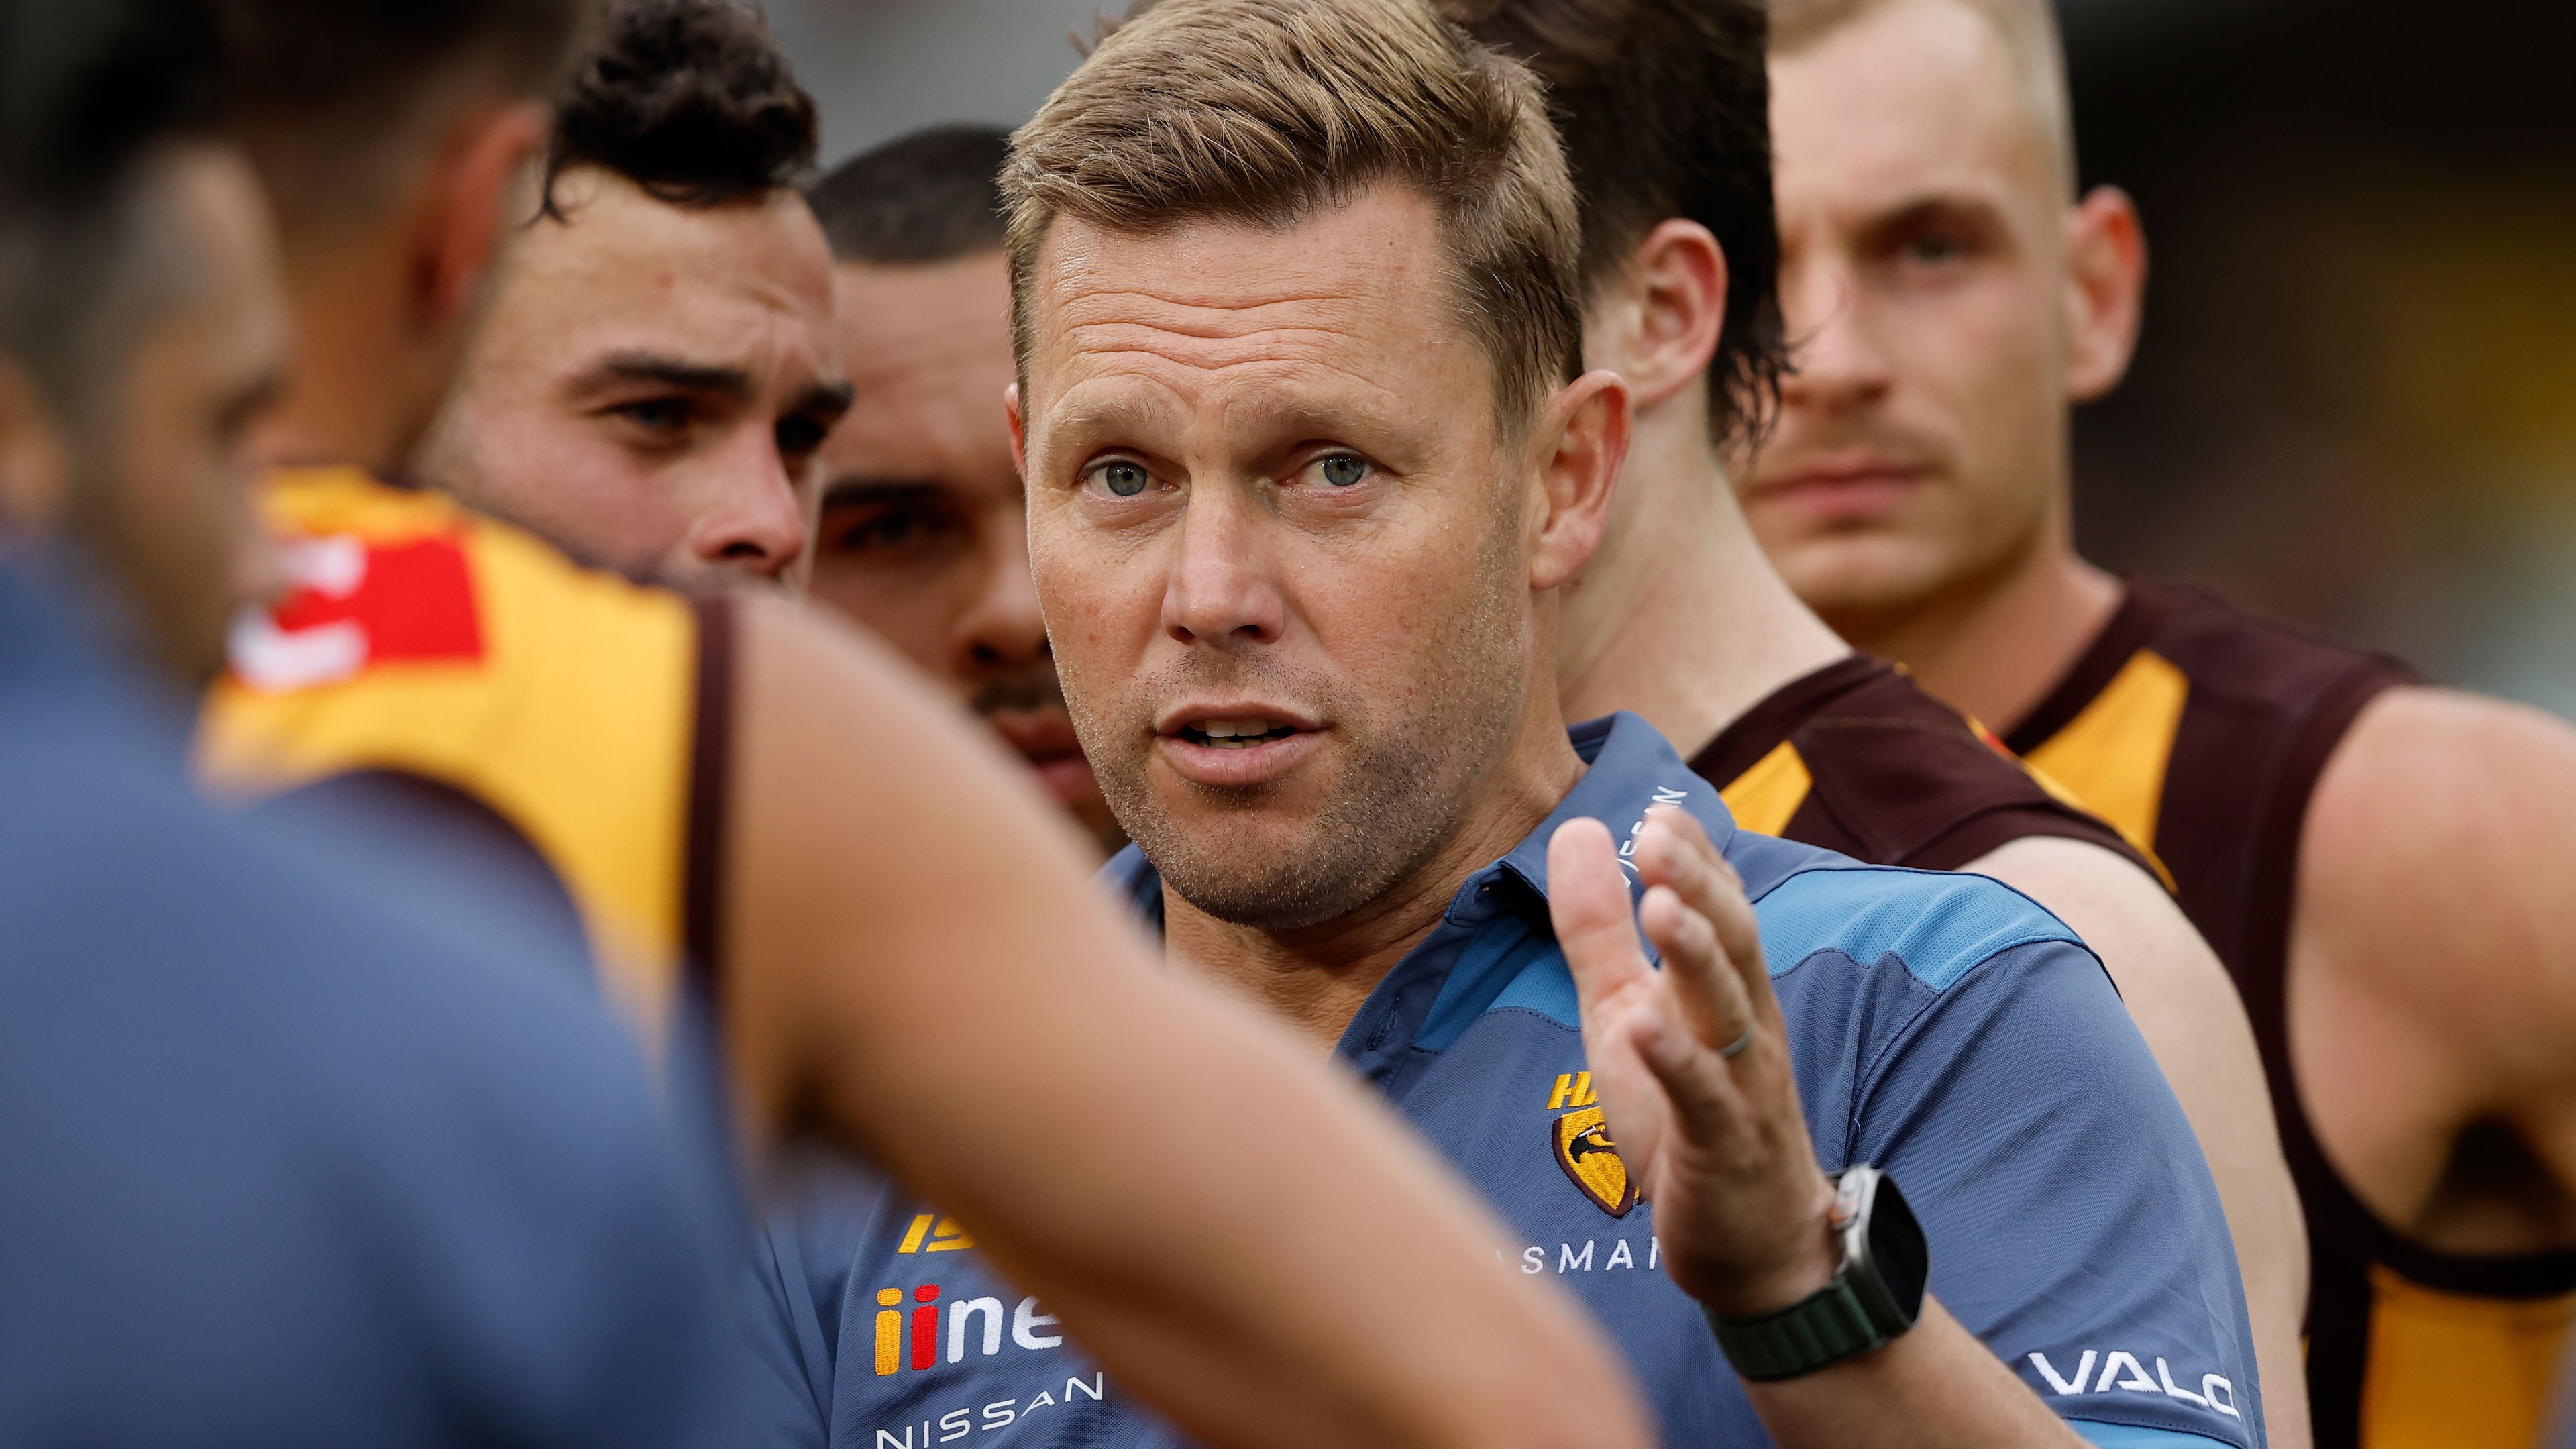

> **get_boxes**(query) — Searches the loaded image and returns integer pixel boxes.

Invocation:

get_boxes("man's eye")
[1316,455,1371,488]
[612,398,692,433]
[821,507,959,558]
[776,416,830,459]
[844,517,916,551]
[845,515,916,549]
[1090,460,1152,498]
[1904,233,1967,266]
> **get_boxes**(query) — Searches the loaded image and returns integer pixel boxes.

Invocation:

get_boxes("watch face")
[1868,1174,1931,1319]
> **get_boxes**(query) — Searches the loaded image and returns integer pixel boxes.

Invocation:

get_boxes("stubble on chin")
[1099,535,1532,933]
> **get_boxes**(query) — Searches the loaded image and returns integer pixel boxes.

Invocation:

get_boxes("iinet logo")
[2027,1350,2242,1420]
[872,1284,1063,1377]
[872,1212,1066,1377]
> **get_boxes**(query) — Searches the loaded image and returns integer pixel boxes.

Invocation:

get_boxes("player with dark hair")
[1440,1,2311,1431]
[808,125,1013,263]
[0,0,749,1438]
[544,0,819,213]
[415,0,844,588]
[1750,1,2576,1442]
[794,125,1120,851]
[196,3,1645,1445]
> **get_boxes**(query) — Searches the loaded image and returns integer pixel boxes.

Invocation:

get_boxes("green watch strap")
[1705,1273,1896,1383]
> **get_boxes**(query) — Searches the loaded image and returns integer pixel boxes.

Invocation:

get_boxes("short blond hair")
[1770,0,2076,196]
[1002,0,1584,427]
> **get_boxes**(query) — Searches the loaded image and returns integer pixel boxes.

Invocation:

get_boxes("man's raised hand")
[1545,806,1841,1318]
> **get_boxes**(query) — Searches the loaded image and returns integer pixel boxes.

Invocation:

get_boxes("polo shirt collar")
[1491,710,1737,908]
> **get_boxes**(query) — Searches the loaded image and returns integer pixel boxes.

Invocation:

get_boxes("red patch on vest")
[231,533,484,690]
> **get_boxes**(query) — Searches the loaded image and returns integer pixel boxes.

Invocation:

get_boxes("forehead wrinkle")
[1049,347,1415,443]
[1051,301,1408,401]
[1052,283,1374,339]
[1061,328,1397,385]
[1057,291,1387,372]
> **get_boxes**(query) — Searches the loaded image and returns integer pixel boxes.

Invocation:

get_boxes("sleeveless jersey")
[199,468,733,1034]
[2004,577,2576,1449]
[1690,653,2162,882]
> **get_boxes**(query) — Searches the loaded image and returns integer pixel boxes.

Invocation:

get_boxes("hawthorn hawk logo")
[1550,1105,1635,1218]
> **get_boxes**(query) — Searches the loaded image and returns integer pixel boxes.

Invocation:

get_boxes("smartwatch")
[1707,1165,1928,1383]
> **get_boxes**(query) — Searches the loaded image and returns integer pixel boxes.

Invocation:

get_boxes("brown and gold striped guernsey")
[199,468,737,1038]
[2005,577,2576,1449]
[1690,653,2156,876]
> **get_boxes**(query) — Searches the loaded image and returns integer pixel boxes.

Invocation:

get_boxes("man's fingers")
[1546,818,1652,1012]
[1638,807,1776,1017]
[1629,1000,1748,1149]
[1639,883,1756,1056]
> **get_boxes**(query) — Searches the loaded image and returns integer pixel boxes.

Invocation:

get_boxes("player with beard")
[800,126,1120,853]
[749,3,2265,1445]
[192,2,1654,1444]
[1746,1,2576,1443]
[1441,1,2308,1436]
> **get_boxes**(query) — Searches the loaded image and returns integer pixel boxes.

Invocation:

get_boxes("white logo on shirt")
[2027,1349,2240,1418]
[1616,786,1694,879]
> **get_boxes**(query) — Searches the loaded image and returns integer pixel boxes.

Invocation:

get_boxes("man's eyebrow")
[572,350,755,400]
[1048,394,1167,441]
[1864,193,2010,237]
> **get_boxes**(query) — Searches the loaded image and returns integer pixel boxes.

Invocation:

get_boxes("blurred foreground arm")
[721,599,1652,1449]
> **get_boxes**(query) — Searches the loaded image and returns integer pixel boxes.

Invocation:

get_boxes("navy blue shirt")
[752,713,2263,1449]
[0,555,746,1446]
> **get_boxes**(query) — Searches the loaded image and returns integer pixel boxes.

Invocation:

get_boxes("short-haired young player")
[1750,1,2576,1442]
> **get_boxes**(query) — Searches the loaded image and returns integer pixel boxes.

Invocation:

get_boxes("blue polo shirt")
[0,553,747,1445]
[749,713,2262,1449]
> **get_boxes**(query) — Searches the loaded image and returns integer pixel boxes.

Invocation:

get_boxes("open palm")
[1545,808,1839,1318]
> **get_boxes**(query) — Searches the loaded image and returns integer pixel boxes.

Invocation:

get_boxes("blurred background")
[757,0,2576,715]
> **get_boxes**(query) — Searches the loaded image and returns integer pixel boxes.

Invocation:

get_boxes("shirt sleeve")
[1851,936,2265,1448]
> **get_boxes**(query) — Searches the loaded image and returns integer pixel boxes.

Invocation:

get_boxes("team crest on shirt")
[1550,1105,1635,1218]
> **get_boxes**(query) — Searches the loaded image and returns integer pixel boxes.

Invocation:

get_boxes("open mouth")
[1178,718,1302,749]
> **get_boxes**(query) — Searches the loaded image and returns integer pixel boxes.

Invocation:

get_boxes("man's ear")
[0,358,70,536]
[408,99,549,337]
[1527,369,1631,593]
[2065,185,2147,404]
[1006,382,1028,479]
[1587,219,1728,415]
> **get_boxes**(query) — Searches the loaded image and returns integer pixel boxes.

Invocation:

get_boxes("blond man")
[751,3,2267,1445]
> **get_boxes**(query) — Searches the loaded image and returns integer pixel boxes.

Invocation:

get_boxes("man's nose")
[684,439,810,582]
[1776,255,1893,417]
[1161,485,1284,648]
[955,500,1049,676]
